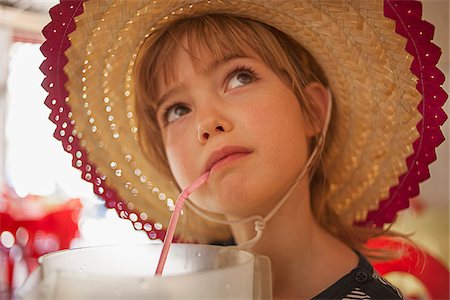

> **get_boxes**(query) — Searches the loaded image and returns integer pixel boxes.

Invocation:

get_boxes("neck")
[228,180,358,299]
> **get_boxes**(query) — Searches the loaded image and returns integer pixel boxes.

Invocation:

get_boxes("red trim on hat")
[361,0,448,227]
[40,0,447,241]
[39,0,167,242]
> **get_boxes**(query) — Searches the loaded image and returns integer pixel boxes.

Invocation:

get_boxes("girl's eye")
[164,103,191,124]
[226,67,258,90]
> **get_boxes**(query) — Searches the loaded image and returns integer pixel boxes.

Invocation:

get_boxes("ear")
[302,82,330,138]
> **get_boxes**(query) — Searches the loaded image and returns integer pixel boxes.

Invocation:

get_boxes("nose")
[197,115,232,144]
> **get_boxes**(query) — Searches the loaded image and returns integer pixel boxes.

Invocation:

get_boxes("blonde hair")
[134,14,399,256]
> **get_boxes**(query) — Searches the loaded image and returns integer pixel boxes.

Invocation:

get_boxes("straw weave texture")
[64,0,420,242]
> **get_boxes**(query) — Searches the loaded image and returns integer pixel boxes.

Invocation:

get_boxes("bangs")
[140,14,299,107]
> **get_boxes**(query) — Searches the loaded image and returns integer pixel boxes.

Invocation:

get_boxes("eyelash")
[160,101,188,127]
[225,64,260,89]
[160,64,260,126]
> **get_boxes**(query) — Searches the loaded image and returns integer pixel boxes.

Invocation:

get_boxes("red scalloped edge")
[40,0,447,238]
[40,0,167,242]
[361,0,448,227]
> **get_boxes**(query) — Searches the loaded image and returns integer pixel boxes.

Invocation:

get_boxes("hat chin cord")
[185,90,332,249]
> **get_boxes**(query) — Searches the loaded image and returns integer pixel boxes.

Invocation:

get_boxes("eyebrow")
[204,54,245,74]
[156,54,247,107]
[156,86,183,109]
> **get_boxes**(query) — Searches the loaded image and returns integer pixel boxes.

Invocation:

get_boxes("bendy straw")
[155,171,210,276]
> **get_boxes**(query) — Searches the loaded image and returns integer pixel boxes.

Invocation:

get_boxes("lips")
[204,146,252,173]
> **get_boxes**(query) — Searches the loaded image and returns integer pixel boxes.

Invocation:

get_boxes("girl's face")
[155,42,313,218]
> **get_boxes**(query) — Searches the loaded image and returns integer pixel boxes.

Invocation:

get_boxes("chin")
[192,165,293,216]
[212,185,273,217]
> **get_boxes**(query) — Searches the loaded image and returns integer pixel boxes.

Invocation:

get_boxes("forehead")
[142,14,285,106]
[168,38,258,78]
[158,33,258,88]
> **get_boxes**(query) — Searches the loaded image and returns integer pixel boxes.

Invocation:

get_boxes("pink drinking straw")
[155,171,210,276]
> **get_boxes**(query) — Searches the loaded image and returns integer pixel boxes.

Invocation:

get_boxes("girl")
[41,0,446,298]
[134,14,401,299]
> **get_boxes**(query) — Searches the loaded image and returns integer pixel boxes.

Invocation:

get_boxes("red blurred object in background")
[369,237,450,300]
[0,187,81,294]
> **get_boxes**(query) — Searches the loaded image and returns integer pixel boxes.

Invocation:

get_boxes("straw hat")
[41,0,447,242]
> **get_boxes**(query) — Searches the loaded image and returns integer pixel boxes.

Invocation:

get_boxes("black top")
[212,240,404,299]
[313,251,404,299]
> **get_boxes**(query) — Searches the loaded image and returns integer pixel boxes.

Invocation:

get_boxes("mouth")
[204,146,253,174]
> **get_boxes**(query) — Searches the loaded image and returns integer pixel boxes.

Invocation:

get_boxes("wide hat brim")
[40,0,447,242]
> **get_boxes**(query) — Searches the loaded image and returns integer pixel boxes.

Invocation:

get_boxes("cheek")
[248,93,306,140]
[252,94,309,163]
[165,147,182,176]
[164,132,198,189]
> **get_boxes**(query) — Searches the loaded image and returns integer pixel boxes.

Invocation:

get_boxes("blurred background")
[0,0,448,299]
